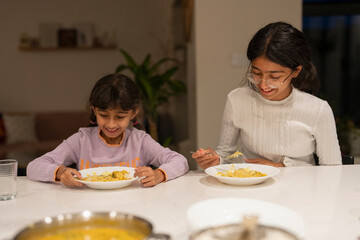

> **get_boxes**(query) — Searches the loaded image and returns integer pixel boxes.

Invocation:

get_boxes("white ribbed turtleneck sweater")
[217,87,342,166]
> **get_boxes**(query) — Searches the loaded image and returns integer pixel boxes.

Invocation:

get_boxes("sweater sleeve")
[216,96,241,164]
[26,132,81,182]
[282,101,342,166]
[140,134,189,181]
[282,156,313,167]
[313,102,342,165]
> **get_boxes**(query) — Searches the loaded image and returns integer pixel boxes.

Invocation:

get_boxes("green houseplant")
[116,49,186,142]
[336,117,360,155]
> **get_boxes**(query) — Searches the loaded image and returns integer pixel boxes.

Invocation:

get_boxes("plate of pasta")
[76,166,138,189]
[205,164,280,185]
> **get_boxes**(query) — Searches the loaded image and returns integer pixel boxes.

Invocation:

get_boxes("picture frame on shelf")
[73,23,94,47]
[58,29,77,47]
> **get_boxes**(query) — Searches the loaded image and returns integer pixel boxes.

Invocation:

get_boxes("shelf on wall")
[18,46,117,51]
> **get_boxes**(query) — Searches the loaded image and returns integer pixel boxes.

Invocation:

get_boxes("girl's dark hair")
[247,22,319,94]
[88,73,144,130]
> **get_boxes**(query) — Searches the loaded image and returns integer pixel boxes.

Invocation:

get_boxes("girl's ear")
[292,65,303,78]
[131,109,139,119]
[90,106,97,124]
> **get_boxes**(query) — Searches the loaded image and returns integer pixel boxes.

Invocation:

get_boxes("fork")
[190,151,216,156]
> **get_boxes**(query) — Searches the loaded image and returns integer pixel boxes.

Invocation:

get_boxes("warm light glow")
[82,210,92,218]
[44,217,52,224]
[110,211,117,218]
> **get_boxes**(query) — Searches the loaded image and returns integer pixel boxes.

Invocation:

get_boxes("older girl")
[192,22,341,168]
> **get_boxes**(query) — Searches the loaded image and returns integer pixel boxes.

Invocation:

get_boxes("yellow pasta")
[81,170,131,182]
[216,167,266,178]
[35,227,145,240]
[226,151,243,159]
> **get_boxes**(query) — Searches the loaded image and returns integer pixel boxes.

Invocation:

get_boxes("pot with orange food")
[13,211,169,240]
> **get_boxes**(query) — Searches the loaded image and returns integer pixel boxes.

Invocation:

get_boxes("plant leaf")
[168,80,186,93]
[162,136,173,148]
[116,64,129,73]
[120,49,138,70]
[141,54,151,70]
[149,57,177,75]
[160,66,179,81]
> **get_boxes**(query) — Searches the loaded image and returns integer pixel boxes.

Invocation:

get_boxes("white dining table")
[1,165,360,240]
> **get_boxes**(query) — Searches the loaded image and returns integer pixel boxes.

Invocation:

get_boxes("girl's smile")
[93,107,137,145]
[259,87,275,95]
[103,126,121,136]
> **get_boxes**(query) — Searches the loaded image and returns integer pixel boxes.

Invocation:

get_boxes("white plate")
[187,198,305,239]
[76,166,138,190]
[205,163,280,185]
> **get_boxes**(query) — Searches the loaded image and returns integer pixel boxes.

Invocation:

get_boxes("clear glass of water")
[0,159,17,201]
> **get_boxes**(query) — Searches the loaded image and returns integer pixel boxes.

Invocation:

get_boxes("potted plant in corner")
[336,117,360,156]
[115,49,186,143]
[347,119,360,156]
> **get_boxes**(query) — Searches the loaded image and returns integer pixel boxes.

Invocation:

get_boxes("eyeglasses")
[246,67,294,89]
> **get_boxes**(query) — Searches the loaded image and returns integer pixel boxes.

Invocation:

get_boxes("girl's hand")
[191,148,220,170]
[134,167,165,187]
[244,158,285,167]
[56,166,84,187]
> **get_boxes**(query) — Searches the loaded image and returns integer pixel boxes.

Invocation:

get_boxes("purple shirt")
[27,127,189,182]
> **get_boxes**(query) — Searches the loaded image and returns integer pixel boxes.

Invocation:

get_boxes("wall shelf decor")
[18,46,117,51]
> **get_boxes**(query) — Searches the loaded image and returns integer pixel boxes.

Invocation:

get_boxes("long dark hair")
[88,73,144,130]
[247,22,319,94]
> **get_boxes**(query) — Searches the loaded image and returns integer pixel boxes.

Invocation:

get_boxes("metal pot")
[13,210,169,240]
[190,216,298,240]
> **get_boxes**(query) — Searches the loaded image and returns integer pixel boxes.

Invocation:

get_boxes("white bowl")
[186,198,305,239]
[76,166,138,190]
[205,163,280,185]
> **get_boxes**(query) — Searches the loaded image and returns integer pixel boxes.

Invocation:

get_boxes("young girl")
[192,22,342,168]
[27,74,189,187]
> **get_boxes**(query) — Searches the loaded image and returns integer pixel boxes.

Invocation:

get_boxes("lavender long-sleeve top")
[27,127,189,182]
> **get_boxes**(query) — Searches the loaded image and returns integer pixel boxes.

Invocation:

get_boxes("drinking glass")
[0,159,17,201]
